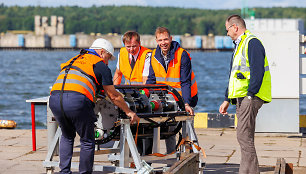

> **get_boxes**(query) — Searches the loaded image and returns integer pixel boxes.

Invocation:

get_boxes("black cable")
[59,50,87,126]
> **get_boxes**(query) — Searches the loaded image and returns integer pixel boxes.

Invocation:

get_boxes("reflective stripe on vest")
[119,46,152,84]
[228,30,271,102]
[54,78,95,98]
[156,77,180,82]
[231,65,269,72]
[125,81,143,85]
[56,69,97,92]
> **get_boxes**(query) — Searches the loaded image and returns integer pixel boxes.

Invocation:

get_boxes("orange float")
[0,120,17,129]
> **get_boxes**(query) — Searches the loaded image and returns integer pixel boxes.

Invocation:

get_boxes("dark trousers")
[236,96,264,174]
[165,125,177,154]
[49,92,97,174]
[131,125,153,155]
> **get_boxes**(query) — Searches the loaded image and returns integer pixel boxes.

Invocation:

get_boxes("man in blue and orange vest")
[147,27,198,154]
[113,31,152,85]
[49,38,139,174]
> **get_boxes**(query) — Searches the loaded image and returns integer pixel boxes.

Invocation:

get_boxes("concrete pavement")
[0,128,306,173]
[197,128,306,173]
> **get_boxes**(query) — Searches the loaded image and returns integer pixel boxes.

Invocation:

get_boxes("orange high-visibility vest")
[151,47,198,97]
[119,46,152,84]
[50,53,103,102]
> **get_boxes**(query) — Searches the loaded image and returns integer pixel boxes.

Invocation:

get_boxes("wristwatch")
[247,96,253,99]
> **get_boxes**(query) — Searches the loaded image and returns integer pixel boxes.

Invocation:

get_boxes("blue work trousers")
[49,92,97,174]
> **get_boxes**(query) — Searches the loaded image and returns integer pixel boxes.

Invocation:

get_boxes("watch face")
[248,96,252,99]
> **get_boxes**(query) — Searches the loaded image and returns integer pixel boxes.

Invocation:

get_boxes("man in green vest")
[219,14,271,174]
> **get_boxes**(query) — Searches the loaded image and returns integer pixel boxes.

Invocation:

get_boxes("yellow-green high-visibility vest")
[228,30,271,103]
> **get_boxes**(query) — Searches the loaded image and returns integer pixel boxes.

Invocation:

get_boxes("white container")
[246,19,304,33]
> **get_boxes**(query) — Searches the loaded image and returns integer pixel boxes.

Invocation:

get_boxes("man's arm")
[247,38,265,97]
[180,51,194,115]
[180,51,192,105]
[103,85,139,124]
[113,68,123,85]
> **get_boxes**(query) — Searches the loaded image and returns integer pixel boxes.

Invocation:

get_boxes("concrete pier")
[1,128,306,173]
[0,33,231,51]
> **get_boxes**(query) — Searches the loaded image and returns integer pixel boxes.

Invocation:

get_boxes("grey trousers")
[236,96,264,174]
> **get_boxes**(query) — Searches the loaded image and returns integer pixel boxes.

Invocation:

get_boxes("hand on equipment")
[185,103,194,115]
[126,111,140,124]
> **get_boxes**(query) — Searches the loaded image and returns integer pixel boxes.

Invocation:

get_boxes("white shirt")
[233,33,244,56]
[116,47,151,76]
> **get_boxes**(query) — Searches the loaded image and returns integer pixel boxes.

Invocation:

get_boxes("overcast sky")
[1,0,305,9]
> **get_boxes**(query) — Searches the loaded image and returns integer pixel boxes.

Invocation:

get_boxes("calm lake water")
[0,50,305,129]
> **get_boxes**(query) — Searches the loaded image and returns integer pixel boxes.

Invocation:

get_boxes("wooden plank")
[164,153,199,174]
[285,163,293,174]
[141,153,177,162]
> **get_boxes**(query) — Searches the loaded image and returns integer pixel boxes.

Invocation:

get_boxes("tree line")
[0,4,305,35]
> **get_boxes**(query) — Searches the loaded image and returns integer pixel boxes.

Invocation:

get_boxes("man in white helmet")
[49,38,139,174]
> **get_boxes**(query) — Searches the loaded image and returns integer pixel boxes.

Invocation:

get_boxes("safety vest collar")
[233,30,250,58]
[85,49,106,64]
[86,49,100,56]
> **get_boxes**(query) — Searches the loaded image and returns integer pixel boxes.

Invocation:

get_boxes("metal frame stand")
[182,119,200,153]
[43,117,203,174]
[43,119,153,174]
[118,119,153,173]
[183,119,205,174]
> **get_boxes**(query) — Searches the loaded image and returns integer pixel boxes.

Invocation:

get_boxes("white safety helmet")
[90,38,116,60]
